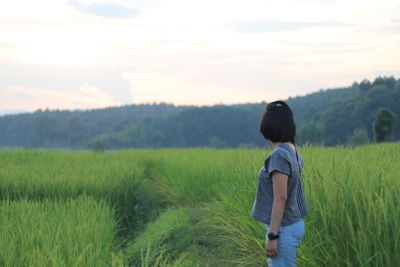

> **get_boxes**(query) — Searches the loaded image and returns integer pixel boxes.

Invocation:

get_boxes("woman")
[250,100,308,267]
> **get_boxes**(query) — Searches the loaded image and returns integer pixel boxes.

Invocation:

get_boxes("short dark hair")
[259,100,296,143]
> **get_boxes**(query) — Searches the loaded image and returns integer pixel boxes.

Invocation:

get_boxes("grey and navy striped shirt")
[250,144,308,226]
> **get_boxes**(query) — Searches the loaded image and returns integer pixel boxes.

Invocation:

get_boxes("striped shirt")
[250,144,308,226]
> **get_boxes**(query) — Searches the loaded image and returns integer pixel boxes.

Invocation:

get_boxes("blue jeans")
[265,219,305,267]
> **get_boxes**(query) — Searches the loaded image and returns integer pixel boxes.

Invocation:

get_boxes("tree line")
[0,76,399,150]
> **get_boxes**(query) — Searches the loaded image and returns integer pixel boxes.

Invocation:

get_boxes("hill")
[0,76,399,149]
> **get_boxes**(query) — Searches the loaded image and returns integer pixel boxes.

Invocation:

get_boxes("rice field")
[0,143,399,266]
[0,195,118,267]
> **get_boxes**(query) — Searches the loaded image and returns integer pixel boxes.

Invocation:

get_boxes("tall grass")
[142,144,400,266]
[0,195,118,267]
[0,149,146,201]
[124,207,191,266]
[1,144,399,266]
[298,144,400,266]
[202,144,400,266]
[148,148,264,205]
[151,148,268,265]
[0,149,162,237]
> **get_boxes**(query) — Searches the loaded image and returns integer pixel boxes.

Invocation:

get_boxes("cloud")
[372,70,400,77]
[0,59,131,104]
[391,18,400,23]
[0,41,21,49]
[1,0,399,109]
[229,20,349,33]
[69,0,140,19]
[13,92,33,100]
[0,85,118,112]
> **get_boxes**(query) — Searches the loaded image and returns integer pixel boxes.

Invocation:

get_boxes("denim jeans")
[265,219,305,267]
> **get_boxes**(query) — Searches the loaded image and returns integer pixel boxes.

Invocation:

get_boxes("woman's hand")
[265,239,278,258]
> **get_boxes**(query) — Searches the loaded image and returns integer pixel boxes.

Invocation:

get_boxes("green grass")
[0,143,399,266]
[0,149,162,238]
[142,144,400,266]
[147,148,264,205]
[0,195,118,267]
[124,207,191,266]
[124,206,233,267]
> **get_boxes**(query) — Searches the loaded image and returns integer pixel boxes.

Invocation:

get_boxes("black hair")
[259,100,296,144]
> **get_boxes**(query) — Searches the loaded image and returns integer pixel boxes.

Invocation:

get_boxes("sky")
[1,0,400,113]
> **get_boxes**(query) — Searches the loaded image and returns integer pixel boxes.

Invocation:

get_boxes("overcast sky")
[1,0,400,113]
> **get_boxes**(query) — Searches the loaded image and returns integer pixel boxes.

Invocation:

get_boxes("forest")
[0,76,399,149]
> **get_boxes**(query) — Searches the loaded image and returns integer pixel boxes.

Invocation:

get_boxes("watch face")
[268,232,278,240]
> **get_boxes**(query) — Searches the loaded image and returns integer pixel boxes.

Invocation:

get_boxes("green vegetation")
[1,76,399,149]
[125,208,190,266]
[0,144,399,266]
[372,108,397,143]
[125,208,197,266]
[348,128,369,146]
[0,150,162,237]
[0,195,118,267]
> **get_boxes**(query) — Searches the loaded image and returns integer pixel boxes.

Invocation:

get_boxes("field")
[0,144,399,266]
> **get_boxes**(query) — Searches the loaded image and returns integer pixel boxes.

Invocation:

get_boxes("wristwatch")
[267,232,279,240]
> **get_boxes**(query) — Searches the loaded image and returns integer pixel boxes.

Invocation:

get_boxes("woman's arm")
[270,171,288,232]
[266,171,288,258]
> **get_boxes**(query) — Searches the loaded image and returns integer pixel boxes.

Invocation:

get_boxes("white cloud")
[0,85,119,111]
[229,20,349,33]
[0,59,131,103]
[68,0,140,19]
[0,0,399,109]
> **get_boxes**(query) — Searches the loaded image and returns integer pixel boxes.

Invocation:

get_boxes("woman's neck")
[272,141,295,151]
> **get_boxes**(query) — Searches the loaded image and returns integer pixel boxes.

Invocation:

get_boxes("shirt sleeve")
[267,149,291,177]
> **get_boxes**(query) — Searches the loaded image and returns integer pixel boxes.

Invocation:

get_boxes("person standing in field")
[250,100,308,267]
